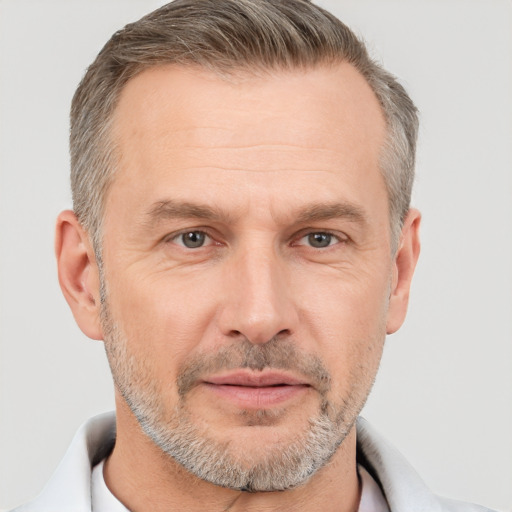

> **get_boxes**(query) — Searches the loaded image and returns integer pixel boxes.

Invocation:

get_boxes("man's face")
[100,63,396,490]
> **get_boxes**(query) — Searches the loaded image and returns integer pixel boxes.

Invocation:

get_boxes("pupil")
[183,231,205,248]
[309,233,331,248]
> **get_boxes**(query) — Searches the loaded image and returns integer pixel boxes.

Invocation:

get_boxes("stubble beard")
[100,296,376,492]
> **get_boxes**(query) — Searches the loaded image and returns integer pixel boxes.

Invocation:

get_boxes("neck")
[104,396,361,512]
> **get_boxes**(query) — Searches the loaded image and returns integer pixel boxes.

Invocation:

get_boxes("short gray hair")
[70,0,418,251]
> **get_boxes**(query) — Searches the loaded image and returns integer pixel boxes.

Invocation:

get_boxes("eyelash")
[168,230,215,249]
[293,230,347,249]
[166,228,348,250]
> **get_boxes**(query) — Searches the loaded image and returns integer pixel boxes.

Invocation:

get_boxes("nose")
[218,242,298,345]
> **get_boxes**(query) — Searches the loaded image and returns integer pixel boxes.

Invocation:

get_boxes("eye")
[297,232,342,248]
[172,231,211,249]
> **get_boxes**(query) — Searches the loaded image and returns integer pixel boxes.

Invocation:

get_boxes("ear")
[55,210,104,340]
[386,208,421,334]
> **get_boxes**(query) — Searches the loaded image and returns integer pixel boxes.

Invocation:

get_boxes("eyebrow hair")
[294,202,367,225]
[143,199,367,228]
[144,199,234,224]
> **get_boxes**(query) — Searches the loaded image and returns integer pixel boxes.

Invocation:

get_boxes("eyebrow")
[144,199,235,225]
[143,199,367,228]
[294,202,367,225]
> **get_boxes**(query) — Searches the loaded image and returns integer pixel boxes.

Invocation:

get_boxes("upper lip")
[203,370,308,387]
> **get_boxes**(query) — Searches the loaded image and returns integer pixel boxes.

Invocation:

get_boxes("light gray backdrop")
[0,1,511,510]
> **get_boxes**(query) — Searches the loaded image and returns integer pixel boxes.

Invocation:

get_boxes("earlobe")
[55,210,104,340]
[386,208,421,335]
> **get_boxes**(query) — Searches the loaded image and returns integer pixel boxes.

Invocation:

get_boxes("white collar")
[89,457,390,512]
[14,412,491,512]
[91,459,128,512]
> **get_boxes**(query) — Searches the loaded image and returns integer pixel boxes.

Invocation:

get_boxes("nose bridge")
[219,237,296,344]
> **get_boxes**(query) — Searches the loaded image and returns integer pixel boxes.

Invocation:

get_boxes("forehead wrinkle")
[141,165,350,176]
[166,143,343,152]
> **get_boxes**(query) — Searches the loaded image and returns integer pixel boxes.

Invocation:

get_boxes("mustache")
[176,337,331,397]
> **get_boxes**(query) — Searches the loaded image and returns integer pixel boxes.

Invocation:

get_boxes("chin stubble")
[101,297,370,492]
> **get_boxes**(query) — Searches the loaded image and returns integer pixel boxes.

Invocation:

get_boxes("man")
[11,1,495,511]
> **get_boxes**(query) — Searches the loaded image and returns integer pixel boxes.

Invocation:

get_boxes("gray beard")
[101,300,367,492]
[138,404,350,492]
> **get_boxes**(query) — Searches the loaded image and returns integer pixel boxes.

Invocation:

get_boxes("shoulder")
[9,412,116,512]
[356,417,498,512]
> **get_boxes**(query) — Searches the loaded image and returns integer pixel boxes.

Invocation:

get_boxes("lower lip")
[202,383,309,408]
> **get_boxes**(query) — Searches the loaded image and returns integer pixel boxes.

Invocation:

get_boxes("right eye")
[172,231,212,249]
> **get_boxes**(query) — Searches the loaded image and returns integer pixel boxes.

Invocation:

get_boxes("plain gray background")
[1,1,511,510]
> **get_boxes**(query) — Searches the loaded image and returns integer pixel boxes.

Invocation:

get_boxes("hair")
[70,0,418,253]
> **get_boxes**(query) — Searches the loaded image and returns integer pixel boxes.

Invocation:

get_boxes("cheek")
[297,268,390,384]
[106,268,222,375]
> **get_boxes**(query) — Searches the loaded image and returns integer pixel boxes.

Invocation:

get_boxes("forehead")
[107,63,387,225]
[112,62,385,157]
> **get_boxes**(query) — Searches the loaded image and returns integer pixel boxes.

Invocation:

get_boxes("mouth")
[201,370,311,409]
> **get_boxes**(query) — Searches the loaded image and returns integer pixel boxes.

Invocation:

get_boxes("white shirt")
[358,465,391,512]
[91,460,127,512]
[91,459,390,512]
[13,413,493,512]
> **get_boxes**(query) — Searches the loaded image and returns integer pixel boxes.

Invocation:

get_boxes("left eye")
[299,232,339,248]
[173,231,211,248]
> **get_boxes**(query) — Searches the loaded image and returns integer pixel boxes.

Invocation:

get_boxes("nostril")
[226,328,291,345]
